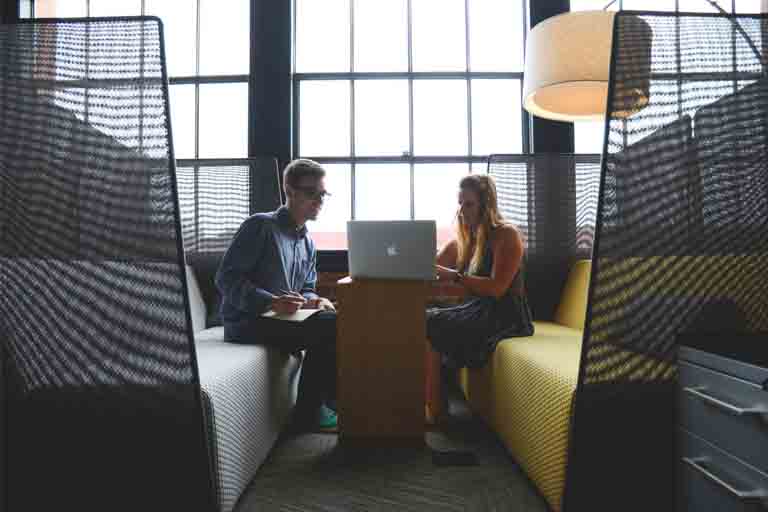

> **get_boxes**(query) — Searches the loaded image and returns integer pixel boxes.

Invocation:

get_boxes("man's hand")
[304,296,336,311]
[271,292,306,315]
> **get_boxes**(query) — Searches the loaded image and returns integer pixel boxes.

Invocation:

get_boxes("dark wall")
[249,0,291,176]
[1,1,20,24]
[529,0,574,153]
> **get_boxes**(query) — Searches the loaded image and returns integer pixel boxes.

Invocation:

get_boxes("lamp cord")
[601,0,765,73]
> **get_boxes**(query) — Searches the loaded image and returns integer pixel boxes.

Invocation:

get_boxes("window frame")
[290,0,534,272]
[25,0,252,162]
[291,0,531,226]
[571,0,760,156]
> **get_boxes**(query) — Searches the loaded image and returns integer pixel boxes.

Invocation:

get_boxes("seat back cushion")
[553,259,592,330]
[187,252,225,327]
[186,264,207,334]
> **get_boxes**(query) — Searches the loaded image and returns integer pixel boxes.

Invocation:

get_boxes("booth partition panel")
[176,156,282,255]
[488,154,601,322]
[565,12,768,511]
[0,18,216,511]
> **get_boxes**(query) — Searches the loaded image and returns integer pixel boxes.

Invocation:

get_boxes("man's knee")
[306,312,337,343]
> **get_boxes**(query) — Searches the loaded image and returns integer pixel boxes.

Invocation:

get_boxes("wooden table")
[336,276,443,443]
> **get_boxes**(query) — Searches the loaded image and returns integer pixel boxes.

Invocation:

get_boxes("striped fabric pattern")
[463,322,582,512]
[196,335,301,512]
[1,18,217,510]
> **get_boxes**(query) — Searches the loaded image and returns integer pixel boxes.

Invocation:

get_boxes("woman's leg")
[426,307,474,417]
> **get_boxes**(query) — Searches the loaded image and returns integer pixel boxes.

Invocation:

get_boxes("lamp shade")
[522,11,651,122]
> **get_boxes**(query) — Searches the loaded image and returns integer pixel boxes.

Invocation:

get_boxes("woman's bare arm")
[436,239,458,269]
[453,226,523,298]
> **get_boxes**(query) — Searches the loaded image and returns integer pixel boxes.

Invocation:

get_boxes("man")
[215,159,338,430]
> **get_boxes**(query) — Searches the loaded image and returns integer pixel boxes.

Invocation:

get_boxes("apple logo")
[386,244,399,256]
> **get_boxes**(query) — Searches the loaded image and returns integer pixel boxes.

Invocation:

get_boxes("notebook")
[261,309,321,322]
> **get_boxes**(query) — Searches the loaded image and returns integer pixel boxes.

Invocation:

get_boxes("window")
[28,0,254,252]
[293,0,528,250]
[569,0,617,155]
[572,0,765,238]
[30,0,250,161]
[570,0,763,155]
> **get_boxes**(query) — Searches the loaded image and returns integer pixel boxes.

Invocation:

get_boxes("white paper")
[261,308,321,322]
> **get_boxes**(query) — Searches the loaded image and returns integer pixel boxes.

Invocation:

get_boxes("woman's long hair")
[456,174,505,274]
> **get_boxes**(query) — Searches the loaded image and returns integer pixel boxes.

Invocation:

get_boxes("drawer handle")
[683,457,768,504]
[684,387,768,417]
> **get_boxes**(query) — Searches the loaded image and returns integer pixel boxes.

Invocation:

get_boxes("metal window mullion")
[169,74,250,85]
[349,0,357,220]
[350,0,355,161]
[194,84,200,158]
[522,0,530,153]
[407,0,415,219]
[350,77,356,219]
[302,155,490,164]
[410,159,415,219]
[294,69,755,81]
[293,79,301,160]
[465,0,472,162]
[292,1,300,165]
[291,0,298,165]
[293,71,522,80]
[350,163,356,220]
[291,0,297,73]
[178,157,265,166]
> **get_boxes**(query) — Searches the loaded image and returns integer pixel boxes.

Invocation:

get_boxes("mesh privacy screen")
[566,12,768,511]
[0,18,215,511]
[177,157,282,254]
[584,10,767,387]
[489,154,601,321]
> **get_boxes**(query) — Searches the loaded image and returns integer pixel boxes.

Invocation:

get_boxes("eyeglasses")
[293,186,331,201]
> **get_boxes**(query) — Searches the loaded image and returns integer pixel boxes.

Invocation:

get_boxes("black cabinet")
[678,345,768,511]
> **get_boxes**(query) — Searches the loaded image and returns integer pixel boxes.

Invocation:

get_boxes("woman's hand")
[435,264,459,283]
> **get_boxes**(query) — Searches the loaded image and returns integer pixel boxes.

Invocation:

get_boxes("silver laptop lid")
[347,220,437,280]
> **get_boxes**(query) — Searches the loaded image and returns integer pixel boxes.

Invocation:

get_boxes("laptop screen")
[347,220,437,280]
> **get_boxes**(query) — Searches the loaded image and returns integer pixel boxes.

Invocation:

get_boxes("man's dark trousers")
[233,310,337,423]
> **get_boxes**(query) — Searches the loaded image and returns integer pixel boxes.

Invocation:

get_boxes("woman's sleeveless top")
[427,228,534,368]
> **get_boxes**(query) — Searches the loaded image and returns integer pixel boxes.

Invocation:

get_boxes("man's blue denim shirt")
[215,206,319,341]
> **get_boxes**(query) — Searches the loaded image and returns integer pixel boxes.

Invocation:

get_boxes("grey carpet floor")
[233,401,550,512]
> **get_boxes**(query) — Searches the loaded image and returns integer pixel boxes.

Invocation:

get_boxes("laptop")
[347,220,437,280]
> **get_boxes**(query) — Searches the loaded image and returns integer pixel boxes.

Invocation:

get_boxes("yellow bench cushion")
[461,321,582,512]
[459,260,591,512]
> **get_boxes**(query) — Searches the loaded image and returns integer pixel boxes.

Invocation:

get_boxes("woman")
[429,174,534,402]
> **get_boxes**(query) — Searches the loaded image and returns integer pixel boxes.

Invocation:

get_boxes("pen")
[280,290,306,300]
